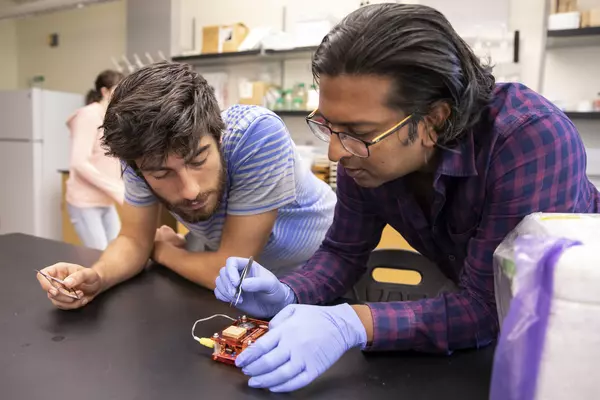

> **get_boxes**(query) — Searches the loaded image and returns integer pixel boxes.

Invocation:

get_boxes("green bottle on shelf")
[273,97,285,111]
[294,83,308,109]
[292,97,304,111]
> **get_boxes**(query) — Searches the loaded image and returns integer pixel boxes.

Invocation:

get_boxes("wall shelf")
[546,27,600,48]
[564,111,600,120]
[273,110,311,117]
[171,46,318,67]
[548,26,600,37]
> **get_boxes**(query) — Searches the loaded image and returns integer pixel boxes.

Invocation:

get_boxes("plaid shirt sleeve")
[282,111,589,353]
[280,165,387,307]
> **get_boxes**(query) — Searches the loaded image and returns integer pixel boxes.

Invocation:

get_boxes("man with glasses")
[214,3,600,393]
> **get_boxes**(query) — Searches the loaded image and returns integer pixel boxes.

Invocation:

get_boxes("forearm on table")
[363,290,498,353]
[157,246,227,290]
[92,234,152,292]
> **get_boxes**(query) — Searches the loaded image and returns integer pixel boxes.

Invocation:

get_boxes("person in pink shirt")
[66,70,125,250]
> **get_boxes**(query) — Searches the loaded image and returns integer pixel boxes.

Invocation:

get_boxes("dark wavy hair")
[101,61,224,169]
[312,3,495,145]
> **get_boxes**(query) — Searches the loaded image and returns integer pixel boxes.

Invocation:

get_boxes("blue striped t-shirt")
[122,105,336,276]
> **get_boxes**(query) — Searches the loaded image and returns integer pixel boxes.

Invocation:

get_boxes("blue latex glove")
[235,303,368,393]
[214,257,296,318]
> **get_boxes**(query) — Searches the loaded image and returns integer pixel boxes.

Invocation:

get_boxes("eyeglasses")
[305,109,413,158]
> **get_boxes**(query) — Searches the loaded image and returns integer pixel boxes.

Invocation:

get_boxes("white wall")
[542,0,600,109]
[127,0,172,59]
[0,19,18,90]
[543,48,600,109]
[508,0,547,91]
[426,0,509,37]
[15,0,126,95]
[541,0,600,151]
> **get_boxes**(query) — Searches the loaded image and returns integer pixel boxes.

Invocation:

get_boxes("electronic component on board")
[195,315,269,365]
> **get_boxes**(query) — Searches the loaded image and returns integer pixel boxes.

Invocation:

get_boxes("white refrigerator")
[0,88,83,240]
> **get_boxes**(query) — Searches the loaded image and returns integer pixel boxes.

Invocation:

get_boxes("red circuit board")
[211,316,269,365]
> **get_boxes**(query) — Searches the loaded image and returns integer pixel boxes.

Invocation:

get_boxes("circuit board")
[210,316,269,365]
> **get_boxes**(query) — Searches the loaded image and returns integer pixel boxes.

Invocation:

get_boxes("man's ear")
[422,102,451,147]
[128,160,144,178]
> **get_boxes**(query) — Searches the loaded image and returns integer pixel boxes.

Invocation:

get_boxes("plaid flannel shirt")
[281,83,600,353]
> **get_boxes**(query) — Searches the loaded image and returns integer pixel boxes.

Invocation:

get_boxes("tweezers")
[35,269,80,300]
[230,256,253,307]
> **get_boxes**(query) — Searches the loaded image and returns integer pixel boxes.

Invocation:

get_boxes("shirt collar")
[435,129,478,177]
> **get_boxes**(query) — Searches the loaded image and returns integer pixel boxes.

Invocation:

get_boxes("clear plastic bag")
[493,212,600,328]
[490,235,581,400]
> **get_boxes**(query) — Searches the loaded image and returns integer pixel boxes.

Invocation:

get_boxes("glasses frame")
[305,109,413,158]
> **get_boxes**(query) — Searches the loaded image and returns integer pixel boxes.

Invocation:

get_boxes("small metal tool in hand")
[230,256,253,307]
[35,269,80,300]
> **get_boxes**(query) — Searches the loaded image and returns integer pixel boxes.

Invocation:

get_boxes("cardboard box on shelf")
[581,9,600,27]
[557,0,578,13]
[548,11,581,30]
[238,81,275,107]
[202,23,249,54]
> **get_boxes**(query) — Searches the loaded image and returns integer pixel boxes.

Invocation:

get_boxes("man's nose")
[178,169,200,200]
[328,134,353,163]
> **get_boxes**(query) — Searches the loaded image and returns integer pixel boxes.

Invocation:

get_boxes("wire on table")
[191,314,236,342]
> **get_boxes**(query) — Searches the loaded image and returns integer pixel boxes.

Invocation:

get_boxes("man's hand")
[152,225,186,264]
[214,257,296,318]
[235,304,368,392]
[154,225,186,247]
[36,263,103,310]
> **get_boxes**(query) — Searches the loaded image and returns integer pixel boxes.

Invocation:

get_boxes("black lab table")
[0,233,495,399]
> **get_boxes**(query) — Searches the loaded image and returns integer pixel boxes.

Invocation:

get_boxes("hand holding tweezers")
[230,256,253,307]
[36,269,80,300]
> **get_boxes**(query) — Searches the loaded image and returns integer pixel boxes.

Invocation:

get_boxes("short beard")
[146,153,227,224]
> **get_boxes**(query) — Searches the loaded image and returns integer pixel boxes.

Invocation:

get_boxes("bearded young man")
[36,62,336,310]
